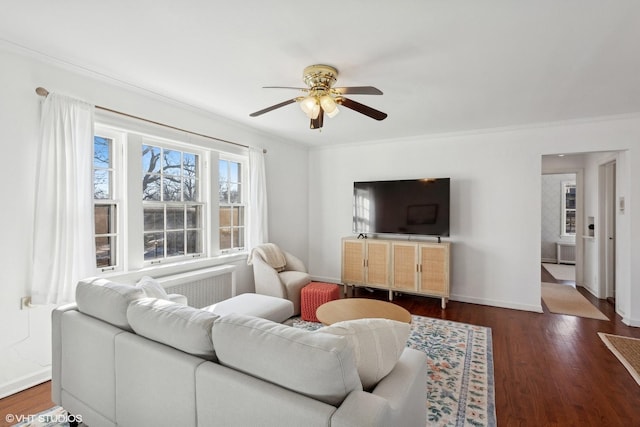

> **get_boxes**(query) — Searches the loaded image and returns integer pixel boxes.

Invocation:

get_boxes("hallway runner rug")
[541,282,609,320]
[293,314,496,427]
[598,333,640,386]
[542,263,576,281]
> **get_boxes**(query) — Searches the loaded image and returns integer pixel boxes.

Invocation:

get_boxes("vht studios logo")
[5,412,83,424]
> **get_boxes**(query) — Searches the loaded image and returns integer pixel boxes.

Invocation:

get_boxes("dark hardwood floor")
[0,381,53,427]
[2,269,639,426]
[351,266,640,426]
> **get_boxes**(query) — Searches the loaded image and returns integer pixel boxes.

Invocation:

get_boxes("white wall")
[308,118,640,325]
[0,46,309,397]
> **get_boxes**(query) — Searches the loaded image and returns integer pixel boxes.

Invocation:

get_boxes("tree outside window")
[142,144,203,261]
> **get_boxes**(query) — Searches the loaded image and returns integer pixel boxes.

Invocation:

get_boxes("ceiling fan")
[250,64,387,130]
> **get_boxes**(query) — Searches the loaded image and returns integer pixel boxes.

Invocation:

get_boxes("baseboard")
[314,276,544,313]
[0,367,51,399]
[579,284,601,299]
[310,275,341,285]
[622,316,640,327]
[450,294,543,313]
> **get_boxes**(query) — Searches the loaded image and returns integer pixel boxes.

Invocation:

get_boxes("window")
[94,135,119,271]
[562,181,576,236]
[142,144,203,262]
[92,122,248,273]
[218,158,245,252]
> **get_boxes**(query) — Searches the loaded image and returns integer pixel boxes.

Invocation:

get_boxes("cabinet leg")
[441,297,447,309]
[388,290,393,301]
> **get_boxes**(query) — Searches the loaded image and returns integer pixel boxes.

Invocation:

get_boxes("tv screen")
[353,178,450,236]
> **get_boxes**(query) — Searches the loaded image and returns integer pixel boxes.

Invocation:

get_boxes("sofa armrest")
[331,391,391,427]
[283,251,307,273]
[252,256,287,298]
[370,348,427,426]
[167,294,188,305]
[51,303,79,405]
[333,349,426,427]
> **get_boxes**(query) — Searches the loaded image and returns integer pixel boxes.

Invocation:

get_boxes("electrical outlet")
[21,296,32,310]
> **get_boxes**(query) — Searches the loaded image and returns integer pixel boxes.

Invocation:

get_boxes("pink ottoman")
[301,282,341,322]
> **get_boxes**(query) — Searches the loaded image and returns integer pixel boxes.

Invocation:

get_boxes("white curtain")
[31,93,96,304]
[247,147,268,249]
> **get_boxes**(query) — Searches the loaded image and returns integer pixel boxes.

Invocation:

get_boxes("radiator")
[556,242,576,265]
[157,265,236,308]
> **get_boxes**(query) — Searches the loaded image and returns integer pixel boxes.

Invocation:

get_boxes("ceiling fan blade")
[263,86,308,91]
[333,86,383,95]
[337,97,388,121]
[249,98,298,117]
[310,107,324,129]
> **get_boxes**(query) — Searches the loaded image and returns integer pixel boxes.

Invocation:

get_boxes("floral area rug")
[293,315,496,427]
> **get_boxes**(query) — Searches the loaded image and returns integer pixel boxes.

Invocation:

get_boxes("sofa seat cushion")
[318,318,411,390]
[203,293,294,323]
[127,298,219,360]
[212,313,362,406]
[76,278,145,331]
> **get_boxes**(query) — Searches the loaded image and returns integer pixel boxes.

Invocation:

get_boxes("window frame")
[561,180,577,237]
[141,140,206,265]
[93,119,249,276]
[218,154,248,254]
[93,127,125,273]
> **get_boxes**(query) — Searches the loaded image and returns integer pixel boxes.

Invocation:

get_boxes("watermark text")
[5,412,83,424]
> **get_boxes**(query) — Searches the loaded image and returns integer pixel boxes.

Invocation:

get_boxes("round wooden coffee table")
[315,298,412,325]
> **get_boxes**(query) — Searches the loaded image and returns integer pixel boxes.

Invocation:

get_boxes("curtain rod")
[35,87,266,154]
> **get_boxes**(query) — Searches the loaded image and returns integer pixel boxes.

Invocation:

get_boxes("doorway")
[541,172,578,284]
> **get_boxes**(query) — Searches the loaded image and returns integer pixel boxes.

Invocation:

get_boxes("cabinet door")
[342,239,365,284]
[365,240,390,287]
[419,244,449,295]
[391,243,418,291]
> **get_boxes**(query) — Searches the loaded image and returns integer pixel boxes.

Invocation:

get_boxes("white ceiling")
[2,1,640,146]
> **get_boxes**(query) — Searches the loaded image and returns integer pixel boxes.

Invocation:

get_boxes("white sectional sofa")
[52,278,427,427]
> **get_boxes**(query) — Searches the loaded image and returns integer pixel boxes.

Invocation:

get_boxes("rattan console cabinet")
[341,237,451,309]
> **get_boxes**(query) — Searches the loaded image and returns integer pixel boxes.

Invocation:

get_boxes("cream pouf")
[203,293,294,323]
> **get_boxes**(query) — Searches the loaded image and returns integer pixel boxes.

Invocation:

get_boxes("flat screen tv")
[353,178,450,237]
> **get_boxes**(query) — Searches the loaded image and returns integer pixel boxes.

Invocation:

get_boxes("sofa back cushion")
[127,298,218,360]
[76,278,145,331]
[212,313,362,406]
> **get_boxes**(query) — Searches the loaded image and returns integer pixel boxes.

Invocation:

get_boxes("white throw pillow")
[317,318,411,390]
[136,276,169,299]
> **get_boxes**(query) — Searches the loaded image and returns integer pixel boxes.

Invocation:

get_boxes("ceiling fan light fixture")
[320,94,339,118]
[250,64,387,128]
[310,103,321,119]
[300,95,318,118]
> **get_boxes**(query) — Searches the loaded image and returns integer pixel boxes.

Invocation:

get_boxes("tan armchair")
[250,244,311,315]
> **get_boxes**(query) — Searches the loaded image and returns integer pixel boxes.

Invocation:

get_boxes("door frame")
[598,159,617,301]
